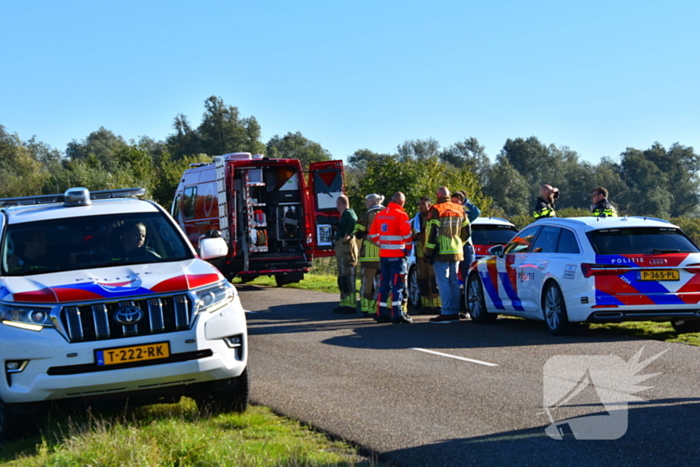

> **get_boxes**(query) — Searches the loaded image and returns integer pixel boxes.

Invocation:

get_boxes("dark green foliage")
[166,96,266,159]
[353,152,488,219]
[265,131,331,169]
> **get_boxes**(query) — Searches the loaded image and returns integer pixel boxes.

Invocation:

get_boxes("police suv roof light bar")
[0,187,146,207]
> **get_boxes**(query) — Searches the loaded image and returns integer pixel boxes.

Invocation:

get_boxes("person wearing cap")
[533,184,558,219]
[353,193,386,317]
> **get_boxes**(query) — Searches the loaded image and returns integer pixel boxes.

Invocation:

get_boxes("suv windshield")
[587,227,700,255]
[472,225,518,246]
[2,212,193,276]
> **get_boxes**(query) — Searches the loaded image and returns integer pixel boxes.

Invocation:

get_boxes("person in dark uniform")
[533,184,559,220]
[333,195,359,314]
[591,186,618,217]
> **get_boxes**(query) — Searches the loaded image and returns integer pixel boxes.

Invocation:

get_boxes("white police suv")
[0,188,248,436]
[466,216,700,335]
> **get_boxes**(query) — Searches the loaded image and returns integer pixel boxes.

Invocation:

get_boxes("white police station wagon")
[0,188,248,436]
[466,216,700,335]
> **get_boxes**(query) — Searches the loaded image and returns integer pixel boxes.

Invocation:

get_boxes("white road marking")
[410,347,499,367]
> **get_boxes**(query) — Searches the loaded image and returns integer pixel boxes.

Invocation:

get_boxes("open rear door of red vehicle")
[307,160,344,258]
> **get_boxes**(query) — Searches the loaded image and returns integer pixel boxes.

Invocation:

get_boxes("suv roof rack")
[0,187,146,207]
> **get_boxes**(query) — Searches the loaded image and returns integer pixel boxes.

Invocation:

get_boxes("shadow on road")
[246,298,641,349]
[380,401,700,467]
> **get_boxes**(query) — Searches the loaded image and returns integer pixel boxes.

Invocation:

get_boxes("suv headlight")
[195,280,236,314]
[0,304,54,331]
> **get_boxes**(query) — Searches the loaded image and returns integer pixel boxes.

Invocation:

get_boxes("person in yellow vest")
[533,184,559,220]
[424,187,469,324]
[353,193,385,317]
[591,186,618,217]
[411,196,441,314]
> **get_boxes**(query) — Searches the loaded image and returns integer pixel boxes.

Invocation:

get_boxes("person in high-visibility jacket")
[591,186,618,217]
[424,187,469,324]
[411,196,441,313]
[353,193,385,317]
[369,192,413,324]
[533,184,559,220]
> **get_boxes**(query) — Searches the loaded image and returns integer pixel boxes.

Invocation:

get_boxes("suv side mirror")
[199,237,228,260]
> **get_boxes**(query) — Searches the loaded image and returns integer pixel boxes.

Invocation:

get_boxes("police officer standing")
[591,187,618,217]
[353,193,385,317]
[533,184,559,220]
[370,192,413,324]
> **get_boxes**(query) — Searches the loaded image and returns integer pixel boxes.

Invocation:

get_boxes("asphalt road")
[241,284,700,467]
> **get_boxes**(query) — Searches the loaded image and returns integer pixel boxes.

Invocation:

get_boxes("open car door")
[308,160,344,257]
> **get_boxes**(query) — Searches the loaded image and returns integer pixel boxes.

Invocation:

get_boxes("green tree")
[166,96,265,159]
[499,137,554,187]
[354,154,487,219]
[266,131,331,168]
[347,149,391,172]
[396,138,441,162]
[483,157,530,217]
[66,127,127,169]
[0,125,49,197]
[440,137,490,187]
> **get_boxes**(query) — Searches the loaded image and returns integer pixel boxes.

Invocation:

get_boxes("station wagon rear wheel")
[543,282,573,335]
[467,273,496,323]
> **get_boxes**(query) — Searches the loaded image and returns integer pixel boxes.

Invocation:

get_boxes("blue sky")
[2,1,699,164]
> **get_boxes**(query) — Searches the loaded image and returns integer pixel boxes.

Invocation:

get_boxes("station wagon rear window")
[587,227,699,255]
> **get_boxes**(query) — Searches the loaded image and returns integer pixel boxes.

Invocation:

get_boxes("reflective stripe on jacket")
[533,197,556,219]
[592,199,618,217]
[369,202,413,258]
[424,198,469,262]
[354,205,384,264]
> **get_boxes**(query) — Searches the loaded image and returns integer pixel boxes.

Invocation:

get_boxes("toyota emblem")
[114,306,144,325]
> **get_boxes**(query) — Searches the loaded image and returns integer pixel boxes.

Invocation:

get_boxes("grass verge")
[1,402,373,466]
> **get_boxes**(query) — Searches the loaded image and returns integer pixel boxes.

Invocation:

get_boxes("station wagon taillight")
[580,263,632,278]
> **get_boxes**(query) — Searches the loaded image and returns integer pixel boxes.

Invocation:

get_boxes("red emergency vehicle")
[171,152,344,285]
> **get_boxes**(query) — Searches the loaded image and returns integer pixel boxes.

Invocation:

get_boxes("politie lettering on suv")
[0,188,248,437]
[466,216,700,335]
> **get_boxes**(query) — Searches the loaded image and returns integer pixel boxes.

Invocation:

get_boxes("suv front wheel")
[194,367,249,414]
[467,273,496,323]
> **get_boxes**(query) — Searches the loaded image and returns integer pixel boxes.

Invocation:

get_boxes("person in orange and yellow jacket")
[369,192,413,324]
[424,186,470,324]
[353,193,385,318]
